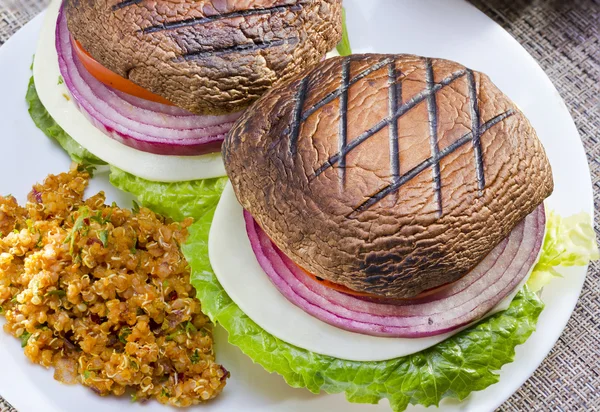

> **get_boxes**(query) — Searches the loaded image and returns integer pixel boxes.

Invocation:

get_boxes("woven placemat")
[0,0,598,411]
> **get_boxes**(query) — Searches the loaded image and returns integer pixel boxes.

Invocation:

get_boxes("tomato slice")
[71,37,175,106]
[300,267,454,301]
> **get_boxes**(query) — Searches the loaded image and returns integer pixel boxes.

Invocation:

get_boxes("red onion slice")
[245,205,545,338]
[55,5,242,156]
[112,90,198,117]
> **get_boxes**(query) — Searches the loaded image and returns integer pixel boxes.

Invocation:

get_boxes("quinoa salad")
[0,166,228,407]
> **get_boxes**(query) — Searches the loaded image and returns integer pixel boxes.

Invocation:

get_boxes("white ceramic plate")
[0,1,592,412]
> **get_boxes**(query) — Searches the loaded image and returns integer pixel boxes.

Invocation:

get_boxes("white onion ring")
[245,205,545,338]
[55,5,242,156]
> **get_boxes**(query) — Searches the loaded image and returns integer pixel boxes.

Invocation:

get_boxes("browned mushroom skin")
[224,54,554,299]
[65,0,342,115]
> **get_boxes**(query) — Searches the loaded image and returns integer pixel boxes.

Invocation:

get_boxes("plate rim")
[0,2,593,412]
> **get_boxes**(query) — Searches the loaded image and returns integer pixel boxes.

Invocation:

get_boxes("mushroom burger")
[29,0,344,181]
[222,54,553,315]
[201,54,588,409]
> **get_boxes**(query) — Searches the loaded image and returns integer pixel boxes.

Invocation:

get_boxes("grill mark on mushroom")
[310,68,468,179]
[348,109,516,217]
[388,61,401,186]
[467,69,485,195]
[425,58,443,217]
[176,37,299,61]
[111,0,143,11]
[289,77,309,155]
[140,2,307,34]
[337,57,351,186]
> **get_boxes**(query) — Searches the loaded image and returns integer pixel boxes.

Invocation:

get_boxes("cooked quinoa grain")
[0,166,229,407]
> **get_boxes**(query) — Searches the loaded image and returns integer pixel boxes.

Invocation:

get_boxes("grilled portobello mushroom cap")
[224,54,554,299]
[65,0,342,115]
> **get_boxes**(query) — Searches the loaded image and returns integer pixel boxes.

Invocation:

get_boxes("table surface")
[0,0,598,411]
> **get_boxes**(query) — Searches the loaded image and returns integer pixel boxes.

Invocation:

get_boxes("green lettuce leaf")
[182,206,545,412]
[26,76,105,165]
[527,211,599,292]
[109,167,227,222]
[336,8,352,57]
